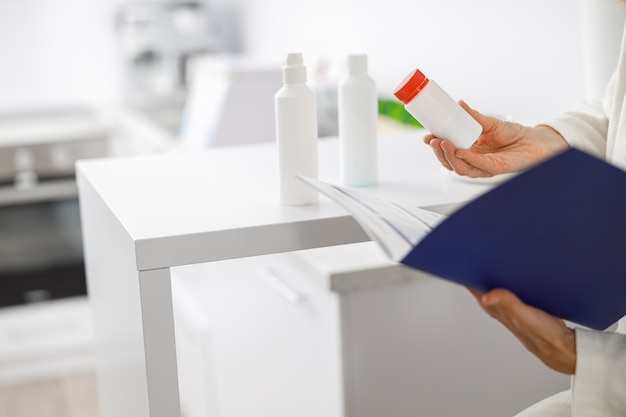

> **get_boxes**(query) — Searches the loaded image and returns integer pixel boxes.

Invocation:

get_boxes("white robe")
[514,13,626,417]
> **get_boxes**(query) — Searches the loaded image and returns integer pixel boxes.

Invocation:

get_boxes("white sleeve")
[513,390,572,417]
[540,71,617,159]
[572,328,626,416]
[541,100,608,158]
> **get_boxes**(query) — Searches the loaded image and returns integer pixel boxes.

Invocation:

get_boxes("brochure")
[298,148,626,330]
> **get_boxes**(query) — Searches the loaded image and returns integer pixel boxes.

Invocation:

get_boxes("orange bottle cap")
[393,68,429,104]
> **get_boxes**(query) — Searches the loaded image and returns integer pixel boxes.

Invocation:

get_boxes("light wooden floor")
[0,371,99,417]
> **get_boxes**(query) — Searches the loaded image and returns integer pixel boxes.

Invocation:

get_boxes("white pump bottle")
[274,53,319,205]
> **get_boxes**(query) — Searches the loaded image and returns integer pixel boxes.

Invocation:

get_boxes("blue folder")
[402,148,626,330]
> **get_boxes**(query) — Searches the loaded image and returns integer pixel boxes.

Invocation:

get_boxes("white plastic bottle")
[275,53,319,205]
[393,68,482,149]
[338,54,378,186]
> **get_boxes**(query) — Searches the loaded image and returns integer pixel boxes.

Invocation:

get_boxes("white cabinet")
[172,242,570,417]
[77,132,569,417]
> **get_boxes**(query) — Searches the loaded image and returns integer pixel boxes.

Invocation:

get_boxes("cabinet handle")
[256,266,304,305]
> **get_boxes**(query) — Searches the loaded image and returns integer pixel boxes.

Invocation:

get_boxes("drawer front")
[172,252,345,417]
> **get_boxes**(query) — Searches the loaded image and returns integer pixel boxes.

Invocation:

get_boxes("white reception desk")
[76,131,567,417]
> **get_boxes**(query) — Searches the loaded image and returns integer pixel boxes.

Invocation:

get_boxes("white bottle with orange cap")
[393,68,482,149]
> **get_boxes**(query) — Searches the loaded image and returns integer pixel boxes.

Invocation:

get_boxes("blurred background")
[0,0,622,124]
[0,0,623,416]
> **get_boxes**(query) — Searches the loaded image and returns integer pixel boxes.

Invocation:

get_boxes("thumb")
[481,288,554,335]
[459,100,486,125]
[479,288,522,319]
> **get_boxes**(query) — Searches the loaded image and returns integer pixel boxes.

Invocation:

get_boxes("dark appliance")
[0,108,110,307]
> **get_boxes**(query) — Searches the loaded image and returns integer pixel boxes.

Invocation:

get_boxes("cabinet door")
[172,253,345,417]
[340,274,570,417]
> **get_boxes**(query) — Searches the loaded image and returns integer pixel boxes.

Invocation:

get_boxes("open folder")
[299,148,626,330]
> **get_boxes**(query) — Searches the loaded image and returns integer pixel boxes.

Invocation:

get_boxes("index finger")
[440,140,491,177]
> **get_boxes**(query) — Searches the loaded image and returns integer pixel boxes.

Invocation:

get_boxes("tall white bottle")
[275,53,319,205]
[338,54,378,186]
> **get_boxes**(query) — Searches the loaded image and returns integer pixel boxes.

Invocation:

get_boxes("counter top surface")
[78,132,489,239]
[77,131,493,269]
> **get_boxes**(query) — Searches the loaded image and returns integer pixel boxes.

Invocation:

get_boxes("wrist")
[533,124,569,154]
[553,325,577,374]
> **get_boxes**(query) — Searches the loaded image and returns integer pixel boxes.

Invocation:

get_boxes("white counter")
[77,131,495,417]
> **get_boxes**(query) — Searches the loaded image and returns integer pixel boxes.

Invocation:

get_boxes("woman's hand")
[424,101,569,177]
[469,288,576,374]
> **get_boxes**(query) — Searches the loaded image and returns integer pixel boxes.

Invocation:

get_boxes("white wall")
[0,0,622,125]
[0,0,240,113]
[581,0,626,100]
[239,0,623,124]
[0,0,126,112]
